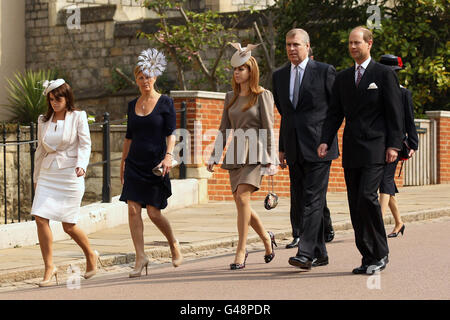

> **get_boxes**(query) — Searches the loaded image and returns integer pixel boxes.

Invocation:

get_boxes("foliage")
[139,0,238,91]
[372,0,449,114]
[273,0,449,114]
[2,69,58,124]
[105,65,135,94]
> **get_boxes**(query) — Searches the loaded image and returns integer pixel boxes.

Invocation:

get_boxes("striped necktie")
[356,65,363,87]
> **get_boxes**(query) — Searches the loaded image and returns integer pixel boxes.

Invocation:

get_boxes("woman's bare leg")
[146,205,182,262]
[62,222,96,272]
[35,216,54,280]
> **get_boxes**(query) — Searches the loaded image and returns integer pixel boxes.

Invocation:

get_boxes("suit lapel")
[357,60,375,94]
[297,59,315,108]
[281,63,293,109]
[41,113,53,140]
[41,113,56,152]
[58,111,74,149]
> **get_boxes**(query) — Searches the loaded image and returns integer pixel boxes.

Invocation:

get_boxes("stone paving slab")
[0,184,449,285]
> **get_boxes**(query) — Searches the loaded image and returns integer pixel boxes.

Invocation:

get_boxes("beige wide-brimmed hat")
[229,42,260,67]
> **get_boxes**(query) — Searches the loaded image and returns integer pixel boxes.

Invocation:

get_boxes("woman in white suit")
[31,79,100,286]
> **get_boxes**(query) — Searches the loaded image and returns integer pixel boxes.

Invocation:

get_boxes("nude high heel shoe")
[129,256,150,278]
[171,239,183,268]
[84,250,103,280]
[39,266,58,287]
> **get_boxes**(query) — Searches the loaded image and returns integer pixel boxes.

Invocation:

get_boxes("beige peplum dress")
[211,89,275,193]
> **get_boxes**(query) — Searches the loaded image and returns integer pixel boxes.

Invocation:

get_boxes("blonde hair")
[351,26,373,43]
[134,66,143,79]
[134,66,160,93]
[227,56,264,112]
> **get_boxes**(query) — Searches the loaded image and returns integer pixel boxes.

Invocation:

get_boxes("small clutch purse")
[152,159,179,176]
[264,175,278,210]
[398,138,411,161]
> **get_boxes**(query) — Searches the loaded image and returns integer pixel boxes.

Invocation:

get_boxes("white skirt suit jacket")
[31,110,91,223]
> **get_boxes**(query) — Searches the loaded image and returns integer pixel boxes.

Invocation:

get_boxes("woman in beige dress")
[207,44,277,270]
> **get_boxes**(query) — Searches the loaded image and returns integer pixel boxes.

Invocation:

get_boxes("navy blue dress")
[119,95,176,209]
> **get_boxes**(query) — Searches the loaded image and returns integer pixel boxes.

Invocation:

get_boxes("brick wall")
[172,91,405,201]
[427,111,450,184]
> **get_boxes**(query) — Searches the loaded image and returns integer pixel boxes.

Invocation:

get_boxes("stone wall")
[24,1,265,122]
[26,0,147,121]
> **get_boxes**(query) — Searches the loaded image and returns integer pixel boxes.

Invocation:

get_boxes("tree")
[139,0,239,91]
[273,0,449,114]
[372,0,449,114]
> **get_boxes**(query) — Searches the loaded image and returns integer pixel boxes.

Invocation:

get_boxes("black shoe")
[312,256,329,267]
[352,264,369,274]
[230,251,248,270]
[285,237,300,249]
[366,256,389,274]
[325,230,335,243]
[388,224,405,238]
[264,231,278,263]
[288,255,312,270]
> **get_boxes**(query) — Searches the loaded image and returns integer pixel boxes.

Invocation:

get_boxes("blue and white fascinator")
[137,48,167,78]
[42,79,65,96]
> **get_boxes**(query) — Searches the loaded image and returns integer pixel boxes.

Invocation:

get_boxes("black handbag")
[264,175,278,210]
[398,138,411,161]
[397,138,412,177]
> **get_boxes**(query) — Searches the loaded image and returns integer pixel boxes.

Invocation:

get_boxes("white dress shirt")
[355,56,371,83]
[290,57,309,103]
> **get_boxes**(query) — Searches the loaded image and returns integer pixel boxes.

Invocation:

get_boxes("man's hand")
[279,151,287,169]
[385,147,398,163]
[317,143,328,158]
[408,149,415,158]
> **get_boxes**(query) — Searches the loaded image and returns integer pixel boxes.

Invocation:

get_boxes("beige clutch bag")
[152,159,179,176]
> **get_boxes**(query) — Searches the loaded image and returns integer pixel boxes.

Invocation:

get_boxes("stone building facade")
[22,0,267,121]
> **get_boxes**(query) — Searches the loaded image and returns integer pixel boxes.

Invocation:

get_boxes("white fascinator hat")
[229,43,260,67]
[42,79,65,96]
[137,48,167,78]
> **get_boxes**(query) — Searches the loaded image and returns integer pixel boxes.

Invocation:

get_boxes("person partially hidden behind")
[378,54,418,238]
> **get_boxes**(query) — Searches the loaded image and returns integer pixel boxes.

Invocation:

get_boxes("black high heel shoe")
[264,231,277,263]
[388,224,405,238]
[230,250,248,270]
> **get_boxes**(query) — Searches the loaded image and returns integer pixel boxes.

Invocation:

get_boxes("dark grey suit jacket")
[321,60,404,168]
[272,59,339,164]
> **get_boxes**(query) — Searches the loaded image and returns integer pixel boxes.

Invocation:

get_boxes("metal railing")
[0,123,37,224]
[0,101,187,224]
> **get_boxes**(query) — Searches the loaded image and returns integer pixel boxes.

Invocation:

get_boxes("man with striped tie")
[318,26,404,275]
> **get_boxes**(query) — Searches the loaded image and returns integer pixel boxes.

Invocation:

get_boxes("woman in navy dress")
[119,48,183,277]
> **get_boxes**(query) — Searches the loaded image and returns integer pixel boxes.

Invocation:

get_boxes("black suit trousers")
[287,136,332,259]
[344,165,389,265]
[288,138,333,239]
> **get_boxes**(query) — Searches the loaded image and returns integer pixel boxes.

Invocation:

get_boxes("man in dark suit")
[272,28,339,270]
[318,27,404,274]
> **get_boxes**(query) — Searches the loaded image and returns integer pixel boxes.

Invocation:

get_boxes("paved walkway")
[0,184,449,284]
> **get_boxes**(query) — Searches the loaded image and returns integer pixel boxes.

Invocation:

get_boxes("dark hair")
[43,83,76,122]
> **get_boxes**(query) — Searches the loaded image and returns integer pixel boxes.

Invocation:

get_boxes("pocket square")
[368,82,378,89]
